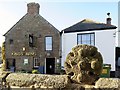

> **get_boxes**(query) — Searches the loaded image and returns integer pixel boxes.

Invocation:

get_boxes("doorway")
[46,58,55,74]
[6,58,16,71]
[115,47,120,77]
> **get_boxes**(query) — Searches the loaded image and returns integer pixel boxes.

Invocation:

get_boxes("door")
[116,47,120,70]
[115,47,120,77]
[46,58,55,74]
[6,58,16,71]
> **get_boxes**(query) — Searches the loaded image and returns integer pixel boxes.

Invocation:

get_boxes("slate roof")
[62,19,117,33]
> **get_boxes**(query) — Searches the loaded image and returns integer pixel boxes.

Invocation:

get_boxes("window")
[45,36,52,50]
[29,35,34,47]
[118,57,120,66]
[24,59,28,65]
[9,39,13,44]
[34,58,39,67]
[77,33,95,46]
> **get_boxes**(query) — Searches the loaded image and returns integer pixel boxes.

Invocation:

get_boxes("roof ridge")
[62,18,117,33]
[80,19,101,24]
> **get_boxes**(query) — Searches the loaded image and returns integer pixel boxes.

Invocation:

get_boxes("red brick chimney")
[27,2,40,15]
[106,13,111,25]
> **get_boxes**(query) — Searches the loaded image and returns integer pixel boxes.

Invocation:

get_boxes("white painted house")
[61,18,117,74]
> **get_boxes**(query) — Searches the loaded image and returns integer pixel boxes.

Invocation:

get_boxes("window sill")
[34,66,39,68]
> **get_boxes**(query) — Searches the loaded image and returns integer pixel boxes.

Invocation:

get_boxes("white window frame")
[34,58,39,67]
[29,35,34,47]
[45,36,53,50]
[77,33,95,46]
[24,59,28,65]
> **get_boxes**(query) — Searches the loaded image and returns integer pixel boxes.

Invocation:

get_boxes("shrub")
[21,70,26,73]
[32,69,39,74]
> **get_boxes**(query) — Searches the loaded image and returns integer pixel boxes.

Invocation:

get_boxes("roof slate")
[62,19,117,33]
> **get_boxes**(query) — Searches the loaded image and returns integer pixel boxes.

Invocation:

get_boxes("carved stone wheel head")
[64,44,103,84]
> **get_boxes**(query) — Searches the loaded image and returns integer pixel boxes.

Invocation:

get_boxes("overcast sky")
[0,0,119,46]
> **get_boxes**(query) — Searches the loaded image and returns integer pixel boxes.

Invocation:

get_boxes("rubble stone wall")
[0,72,120,90]
[6,73,70,89]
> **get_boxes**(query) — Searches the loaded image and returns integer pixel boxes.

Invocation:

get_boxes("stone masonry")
[64,44,103,84]
[4,2,60,73]
[0,72,120,90]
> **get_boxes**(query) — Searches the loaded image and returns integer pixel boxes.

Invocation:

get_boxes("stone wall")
[0,72,120,90]
[6,73,70,88]
[4,3,60,73]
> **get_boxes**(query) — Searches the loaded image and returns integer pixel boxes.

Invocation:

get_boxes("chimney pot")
[106,18,112,25]
[106,13,111,25]
[27,2,40,15]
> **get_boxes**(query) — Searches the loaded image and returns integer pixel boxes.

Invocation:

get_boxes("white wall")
[95,30,115,71]
[116,31,120,47]
[62,30,116,71]
[61,32,77,66]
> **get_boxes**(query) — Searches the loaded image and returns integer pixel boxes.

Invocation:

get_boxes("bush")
[60,69,66,75]
[60,66,65,75]
[32,69,39,74]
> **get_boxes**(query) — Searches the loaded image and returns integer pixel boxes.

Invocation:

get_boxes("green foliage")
[32,69,39,74]
[17,70,32,73]
[60,66,66,75]
[16,70,26,73]
[1,42,6,71]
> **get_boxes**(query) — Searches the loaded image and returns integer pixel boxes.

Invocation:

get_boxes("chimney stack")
[27,2,40,15]
[106,12,111,25]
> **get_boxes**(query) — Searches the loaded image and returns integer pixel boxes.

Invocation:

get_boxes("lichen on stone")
[64,44,103,84]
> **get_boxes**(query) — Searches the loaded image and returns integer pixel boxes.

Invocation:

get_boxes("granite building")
[4,2,61,74]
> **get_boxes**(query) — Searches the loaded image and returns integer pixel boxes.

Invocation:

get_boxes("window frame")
[45,36,53,51]
[77,33,95,46]
[29,34,34,47]
[24,59,28,65]
[9,39,13,44]
[33,58,39,68]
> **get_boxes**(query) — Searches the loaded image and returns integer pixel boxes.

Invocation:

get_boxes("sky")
[0,0,119,46]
